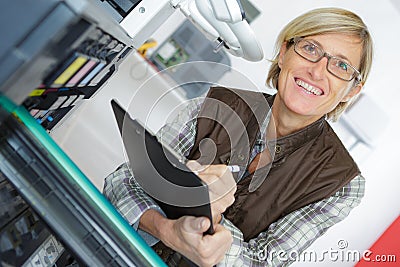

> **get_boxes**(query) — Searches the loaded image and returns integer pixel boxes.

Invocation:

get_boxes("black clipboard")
[111,99,214,235]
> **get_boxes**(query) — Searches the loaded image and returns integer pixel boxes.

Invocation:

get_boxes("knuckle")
[198,248,211,259]
[197,243,208,256]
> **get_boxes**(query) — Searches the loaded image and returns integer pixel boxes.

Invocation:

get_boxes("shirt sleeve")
[217,174,366,267]
[103,162,165,245]
[156,97,204,157]
[102,98,203,245]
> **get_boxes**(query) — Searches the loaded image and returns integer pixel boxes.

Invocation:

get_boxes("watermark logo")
[257,239,397,264]
[337,239,348,249]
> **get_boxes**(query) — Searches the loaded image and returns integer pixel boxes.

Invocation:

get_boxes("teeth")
[296,80,323,96]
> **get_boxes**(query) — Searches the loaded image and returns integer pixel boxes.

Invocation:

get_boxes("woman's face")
[277,33,363,121]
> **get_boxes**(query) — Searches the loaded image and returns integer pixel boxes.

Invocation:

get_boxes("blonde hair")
[266,7,373,121]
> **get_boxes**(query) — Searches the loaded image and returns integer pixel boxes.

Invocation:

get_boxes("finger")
[202,224,233,251]
[210,191,235,214]
[197,173,219,185]
[198,164,230,177]
[212,214,222,226]
[189,163,236,204]
[200,166,236,187]
[195,225,232,266]
[208,224,233,245]
[198,169,235,190]
[198,217,211,232]
[186,160,209,174]
[181,216,211,234]
[207,177,237,201]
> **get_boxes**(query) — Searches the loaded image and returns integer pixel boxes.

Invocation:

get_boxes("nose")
[308,56,328,81]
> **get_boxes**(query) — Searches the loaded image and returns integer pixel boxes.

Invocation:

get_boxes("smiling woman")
[267,7,373,122]
[273,32,365,130]
[103,7,375,267]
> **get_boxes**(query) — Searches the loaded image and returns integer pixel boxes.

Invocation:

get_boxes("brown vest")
[188,87,360,241]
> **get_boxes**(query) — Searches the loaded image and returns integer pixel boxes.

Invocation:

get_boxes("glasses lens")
[328,58,355,81]
[295,39,322,62]
[294,38,360,82]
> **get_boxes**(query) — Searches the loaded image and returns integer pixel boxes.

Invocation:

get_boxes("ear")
[278,42,288,68]
[341,82,363,102]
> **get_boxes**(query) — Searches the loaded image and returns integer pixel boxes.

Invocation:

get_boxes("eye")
[335,60,349,72]
[301,42,318,55]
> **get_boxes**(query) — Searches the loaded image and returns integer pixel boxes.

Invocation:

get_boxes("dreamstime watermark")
[257,239,397,264]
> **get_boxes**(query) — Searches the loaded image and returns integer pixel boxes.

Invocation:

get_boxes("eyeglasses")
[290,38,361,82]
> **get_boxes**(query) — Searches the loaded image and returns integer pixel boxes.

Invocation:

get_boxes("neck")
[269,96,321,138]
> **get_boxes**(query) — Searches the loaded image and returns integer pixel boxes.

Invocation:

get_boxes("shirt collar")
[272,116,325,162]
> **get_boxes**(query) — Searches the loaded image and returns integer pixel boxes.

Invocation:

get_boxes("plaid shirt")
[103,98,365,266]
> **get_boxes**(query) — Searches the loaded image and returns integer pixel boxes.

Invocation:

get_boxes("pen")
[191,165,241,175]
[227,165,240,173]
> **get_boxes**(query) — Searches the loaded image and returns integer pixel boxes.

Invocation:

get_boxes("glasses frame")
[290,37,362,83]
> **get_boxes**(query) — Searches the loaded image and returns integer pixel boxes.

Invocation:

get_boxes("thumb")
[182,216,210,234]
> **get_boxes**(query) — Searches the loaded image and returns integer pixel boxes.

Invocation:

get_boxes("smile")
[295,79,324,96]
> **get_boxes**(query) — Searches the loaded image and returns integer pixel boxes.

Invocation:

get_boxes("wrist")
[139,209,170,240]
[156,215,174,244]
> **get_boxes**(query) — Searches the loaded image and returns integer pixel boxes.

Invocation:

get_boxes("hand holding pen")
[186,161,237,226]
[190,163,240,175]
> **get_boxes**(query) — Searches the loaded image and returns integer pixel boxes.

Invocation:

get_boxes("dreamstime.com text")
[257,240,397,264]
